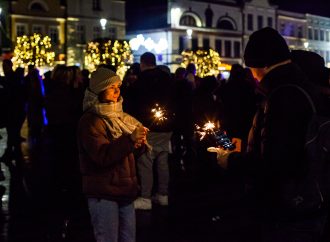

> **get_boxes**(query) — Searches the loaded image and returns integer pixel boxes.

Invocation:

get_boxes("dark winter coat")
[77,112,139,202]
[228,63,323,219]
[127,67,174,132]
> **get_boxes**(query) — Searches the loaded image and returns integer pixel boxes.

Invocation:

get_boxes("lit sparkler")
[195,121,236,150]
[151,103,167,123]
[195,121,216,141]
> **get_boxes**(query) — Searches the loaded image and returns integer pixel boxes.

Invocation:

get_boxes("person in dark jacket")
[0,59,26,172]
[128,52,174,210]
[77,67,148,242]
[208,27,327,242]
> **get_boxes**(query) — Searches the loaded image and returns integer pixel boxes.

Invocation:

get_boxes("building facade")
[8,0,66,64]
[126,0,330,72]
[0,0,126,68]
[66,0,126,67]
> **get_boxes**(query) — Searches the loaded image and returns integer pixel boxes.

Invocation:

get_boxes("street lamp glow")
[100,18,107,30]
[187,29,193,39]
[0,8,2,15]
[304,41,309,49]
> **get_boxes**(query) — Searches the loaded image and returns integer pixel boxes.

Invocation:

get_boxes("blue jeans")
[88,198,136,242]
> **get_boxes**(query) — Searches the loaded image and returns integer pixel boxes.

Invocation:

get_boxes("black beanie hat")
[244,27,291,68]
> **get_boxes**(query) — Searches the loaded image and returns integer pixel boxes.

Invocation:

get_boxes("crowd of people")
[0,27,329,242]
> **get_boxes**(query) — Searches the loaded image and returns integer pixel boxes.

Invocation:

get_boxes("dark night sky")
[270,0,330,17]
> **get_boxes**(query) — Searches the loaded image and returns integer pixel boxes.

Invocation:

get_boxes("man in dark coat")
[128,52,174,210]
[0,59,26,173]
[209,27,327,242]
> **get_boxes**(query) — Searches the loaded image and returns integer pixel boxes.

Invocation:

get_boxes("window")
[16,24,27,37]
[108,27,116,39]
[234,41,240,58]
[314,29,319,40]
[297,26,303,38]
[205,6,213,28]
[308,28,313,39]
[179,36,185,53]
[257,15,263,30]
[32,25,44,34]
[289,24,295,37]
[320,30,324,41]
[247,14,253,31]
[93,26,101,40]
[217,19,235,30]
[326,31,329,42]
[326,51,330,62]
[267,17,273,28]
[92,0,101,10]
[280,23,286,35]
[76,25,85,44]
[224,40,231,57]
[30,3,45,11]
[203,38,209,49]
[28,0,49,12]
[180,15,197,27]
[192,38,198,50]
[215,39,222,55]
[49,26,58,44]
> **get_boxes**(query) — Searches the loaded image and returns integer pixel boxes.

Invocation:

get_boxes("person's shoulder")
[79,112,106,129]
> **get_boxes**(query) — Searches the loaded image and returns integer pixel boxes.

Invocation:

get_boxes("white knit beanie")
[89,67,122,94]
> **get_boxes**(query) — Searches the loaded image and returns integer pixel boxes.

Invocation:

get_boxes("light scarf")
[83,88,141,139]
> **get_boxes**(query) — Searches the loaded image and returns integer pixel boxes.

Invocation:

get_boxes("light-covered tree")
[13,33,55,68]
[84,39,133,78]
[181,48,222,77]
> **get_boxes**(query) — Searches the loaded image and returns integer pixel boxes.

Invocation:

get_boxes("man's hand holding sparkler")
[207,147,234,169]
[131,125,149,148]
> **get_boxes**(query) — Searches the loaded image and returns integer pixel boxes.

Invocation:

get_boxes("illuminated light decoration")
[129,34,168,53]
[84,38,133,78]
[181,48,222,78]
[304,41,309,49]
[12,33,55,68]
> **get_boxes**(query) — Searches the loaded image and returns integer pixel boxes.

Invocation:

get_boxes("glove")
[207,147,232,169]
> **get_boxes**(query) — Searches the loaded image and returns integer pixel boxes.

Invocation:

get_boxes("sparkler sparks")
[195,121,236,150]
[195,121,216,141]
[151,104,167,123]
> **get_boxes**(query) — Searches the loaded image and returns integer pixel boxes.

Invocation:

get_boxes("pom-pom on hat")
[89,67,121,94]
[244,27,291,68]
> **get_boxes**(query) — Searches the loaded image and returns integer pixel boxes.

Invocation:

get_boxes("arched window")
[217,16,237,30]
[179,11,202,27]
[31,3,44,11]
[180,15,197,27]
[28,0,49,12]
